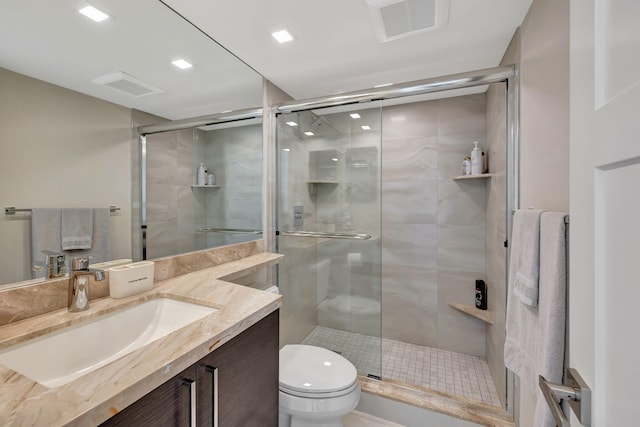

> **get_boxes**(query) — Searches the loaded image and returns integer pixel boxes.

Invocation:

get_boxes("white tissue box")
[109,261,155,299]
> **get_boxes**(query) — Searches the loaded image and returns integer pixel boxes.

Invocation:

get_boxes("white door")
[570,0,640,425]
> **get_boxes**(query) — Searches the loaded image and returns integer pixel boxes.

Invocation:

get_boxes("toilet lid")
[279,345,358,395]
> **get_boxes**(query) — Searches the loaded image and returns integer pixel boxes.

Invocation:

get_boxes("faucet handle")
[70,257,90,271]
[42,251,66,279]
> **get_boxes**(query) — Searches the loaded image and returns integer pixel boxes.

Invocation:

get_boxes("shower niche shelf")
[453,173,492,181]
[448,303,493,324]
[190,185,221,189]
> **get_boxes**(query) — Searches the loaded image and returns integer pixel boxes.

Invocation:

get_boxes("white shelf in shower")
[448,303,493,324]
[191,185,221,188]
[452,173,492,181]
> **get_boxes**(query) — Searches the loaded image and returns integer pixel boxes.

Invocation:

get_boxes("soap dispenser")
[470,142,481,175]
[197,163,206,185]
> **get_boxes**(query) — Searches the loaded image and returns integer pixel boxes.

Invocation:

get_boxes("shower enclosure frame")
[135,107,264,261]
[266,64,520,414]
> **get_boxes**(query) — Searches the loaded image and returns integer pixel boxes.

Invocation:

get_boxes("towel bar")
[539,368,591,426]
[4,206,120,215]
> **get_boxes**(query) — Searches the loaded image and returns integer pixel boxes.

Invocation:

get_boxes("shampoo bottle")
[470,142,481,175]
[197,163,206,185]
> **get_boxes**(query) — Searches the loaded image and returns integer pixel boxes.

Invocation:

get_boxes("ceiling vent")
[365,0,450,43]
[92,72,163,97]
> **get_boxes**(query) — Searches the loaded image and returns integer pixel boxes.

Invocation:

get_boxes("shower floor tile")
[302,326,502,407]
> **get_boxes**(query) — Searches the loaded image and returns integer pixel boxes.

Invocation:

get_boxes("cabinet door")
[100,366,196,427]
[197,310,279,427]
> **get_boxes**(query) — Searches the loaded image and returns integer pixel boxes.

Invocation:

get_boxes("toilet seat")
[279,344,358,398]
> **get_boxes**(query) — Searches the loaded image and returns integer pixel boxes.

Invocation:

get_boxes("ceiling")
[0,0,533,120]
[164,0,533,100]
[0,0,263,120]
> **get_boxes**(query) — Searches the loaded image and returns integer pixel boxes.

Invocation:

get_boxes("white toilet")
[279,344,361,427]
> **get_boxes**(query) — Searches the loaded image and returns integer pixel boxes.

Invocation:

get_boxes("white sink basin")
[0,298,217,388]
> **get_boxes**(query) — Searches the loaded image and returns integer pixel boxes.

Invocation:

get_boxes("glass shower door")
[276,103,382,378]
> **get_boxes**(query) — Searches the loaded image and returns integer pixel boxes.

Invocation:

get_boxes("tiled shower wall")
[202,124,263,247]
[132,110,206,261]
[381,94,488,357]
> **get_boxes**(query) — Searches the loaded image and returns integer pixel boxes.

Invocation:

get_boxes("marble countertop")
[0,252,283,426]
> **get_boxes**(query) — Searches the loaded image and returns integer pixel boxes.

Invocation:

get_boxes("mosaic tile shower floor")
[303,326,502,407]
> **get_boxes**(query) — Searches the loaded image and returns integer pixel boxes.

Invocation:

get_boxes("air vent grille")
[380,0,435,38]
[92,72,163,97]
[365,0,449,43]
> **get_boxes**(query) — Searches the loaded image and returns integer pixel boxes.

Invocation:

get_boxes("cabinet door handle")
[205,366,219,427]
[181,378,197,427]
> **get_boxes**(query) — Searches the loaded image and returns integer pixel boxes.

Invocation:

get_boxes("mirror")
[0,0,264,286]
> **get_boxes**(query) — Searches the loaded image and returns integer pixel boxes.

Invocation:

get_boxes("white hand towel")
[504,212,567,427]
[61,208,93,250]
[510,209,544,306]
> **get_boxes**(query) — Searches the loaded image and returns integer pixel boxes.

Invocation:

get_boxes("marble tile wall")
[381,94,487,357]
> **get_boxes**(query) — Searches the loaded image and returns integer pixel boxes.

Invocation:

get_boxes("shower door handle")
[538,368,591,426]
[278,230,372,240]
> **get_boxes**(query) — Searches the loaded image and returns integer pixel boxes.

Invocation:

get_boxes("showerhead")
[309,115,331,133]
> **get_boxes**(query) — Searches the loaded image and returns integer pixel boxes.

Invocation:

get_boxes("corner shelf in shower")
[452,173,492,181]
[448,303,493,324]
[190,185,221,188]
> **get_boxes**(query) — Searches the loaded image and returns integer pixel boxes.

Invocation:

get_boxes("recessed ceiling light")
[286,121,298,127]
[349,113,361,119]
[172,59,193,70]
[272,29,294,44]
[331,158,339,162]
[361,125,371,130]
[78,5,109,22]
[374,83,393,88]
[303,382,312,387]
[323,361,333,366]
[304,131,314,136]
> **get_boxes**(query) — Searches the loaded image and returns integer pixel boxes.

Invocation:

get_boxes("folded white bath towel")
[61,208,93,250]
[505,211,568,427]
[510,209,544,306]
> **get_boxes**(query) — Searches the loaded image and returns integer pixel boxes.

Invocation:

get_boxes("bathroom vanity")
[100,310,278,426]
[0,248,282,426]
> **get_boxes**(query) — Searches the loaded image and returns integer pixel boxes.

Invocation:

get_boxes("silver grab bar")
[199,227,263,235]
[279,230,372,240]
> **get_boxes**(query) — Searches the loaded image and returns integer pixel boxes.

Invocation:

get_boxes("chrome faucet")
[68,257,105,312]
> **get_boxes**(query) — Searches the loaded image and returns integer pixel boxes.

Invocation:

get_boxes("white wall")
[0,67,132,285]
[519,0,570,213]
[510,0,571,424]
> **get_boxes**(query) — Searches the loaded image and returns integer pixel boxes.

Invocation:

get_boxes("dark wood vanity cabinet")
[100,310,279,427]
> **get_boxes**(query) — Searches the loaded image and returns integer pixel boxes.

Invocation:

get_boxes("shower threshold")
[302,326,501,407]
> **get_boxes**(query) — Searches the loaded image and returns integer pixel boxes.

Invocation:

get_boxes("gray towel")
[83,208,111,264]
[31,208,62,279]
[511,209,544,306]
[31,208,112,279]
[504,212,567,427]
[61,208,93,250]
[66,208,112,264]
